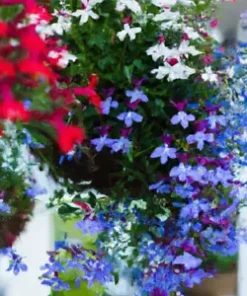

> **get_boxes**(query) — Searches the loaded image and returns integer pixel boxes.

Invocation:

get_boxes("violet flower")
[101,97,119,115]
[91,135,114,152]
[126,89,148,103]
[186,131,214,150]
[0,201,11,213]
[111,137,131,153]
[169,163,192,182]
[173,252,202,270]
[117,111,143,127]
[150,144,177,164]
[171,111,195,129]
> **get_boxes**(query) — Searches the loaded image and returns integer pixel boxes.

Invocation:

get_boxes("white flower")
[183,26,200,40]
[178,41,201,57]
[151,63,195,81]
[152,0,177,7]
[48,50,77,68]
[116,0,141,13]
[201,67,218,83]
[153,10,180,22]
[72,0,104,25]
[146,43,169,61]
[117,24,141,41]
[161,20,182,31]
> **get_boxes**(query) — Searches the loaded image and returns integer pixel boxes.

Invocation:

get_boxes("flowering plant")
[0,0,245,295]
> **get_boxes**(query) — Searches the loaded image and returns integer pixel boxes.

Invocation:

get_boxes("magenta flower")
[126,89,148,103]
[150,144,177,164]
[171,111,195,129]
[117,111,143,127]
[186,131,214,150]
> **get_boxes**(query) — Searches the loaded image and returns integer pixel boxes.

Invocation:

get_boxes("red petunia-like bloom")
[73,74,102,112]
[0,98,30,121]
[0,58,15,78]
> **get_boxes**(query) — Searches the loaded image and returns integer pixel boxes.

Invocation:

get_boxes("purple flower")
[75,219,105,236]
[101,97,119,115]
[0,201,11,213]
[170,163,192,182]
[91,135,114,152]
[173,252,202,270]
[5,249,28,275]
[111,137,131,153]
[126,89,148,103]
[174,184,196,198]
[150,144,177,164]
[117,111,143,127]
[186,132,214,150]
[149,180,171,194]
[171,111,195,129]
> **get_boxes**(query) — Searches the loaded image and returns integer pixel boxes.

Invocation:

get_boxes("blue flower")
[170,163,192,182]
[171,111,195,129]
[25,186,47,199]
[111,137,132,153]
[0,201,11,213]
[91,135,114,152]
[101,97,119,115]
[5,250,28,275]
[150,144,177,164]
[126,89,148,103]
[117,111,143,127]
[186,132,214,150]
[75,219,105,236]
[149,181,170,194]
[173,252,202,270]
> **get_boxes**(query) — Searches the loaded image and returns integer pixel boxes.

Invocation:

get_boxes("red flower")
[210,18,218,29]
[0,58,15,78]
[0,20,7,37]
[18,58,53,80]
[74,74,102,112]
[0,99,30,121]
[56,125,85,153]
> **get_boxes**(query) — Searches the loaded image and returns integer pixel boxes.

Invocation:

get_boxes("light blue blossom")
[173,252,202,270]
[186,131,214,150]
[126,89,148,103]
[91,135,114,152]
[170,163,192,182]
[208,115,227,129]
[171,111,195,129]
[75,219,105,236]
[101,97,119,115]
[117,111,143,127]
[150,144,177,164]
[0,201,11,213]
[111,137,131,153]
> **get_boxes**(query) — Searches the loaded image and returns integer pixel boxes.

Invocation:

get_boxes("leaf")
[124,65,134,83]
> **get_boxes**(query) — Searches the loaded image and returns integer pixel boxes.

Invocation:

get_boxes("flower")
[186,132,214,150]
[170,163,192,182]
[201,67,218,83]
[208,115,227,129]
[117,111,143,127]
[126,89,148,103]
[111,137,131,153]
[149,181,171,194]
[0,201,11,213]
[171,111,195,129]
[101,97,119,115]
[117,24,142,41]
[150,144,177,164]
[75,219,105,236]
[151,63,196,81]
[173,252,202,270]
[91,134,114,152]
[116,0,141,13]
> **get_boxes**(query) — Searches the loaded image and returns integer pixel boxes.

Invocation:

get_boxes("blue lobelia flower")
[91,135,115,152]
[111,137,132,153]
[169,163,192,182]
[126,88,148,103]
[186,131,214,150]
[117,111,143,127]
[101,97,119,115]
[173,252,202,270]
[149,180,171,194]
[0,201,11,213]
[75,219,105,236]
[150,144,177,165]
[171,111,195,129]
